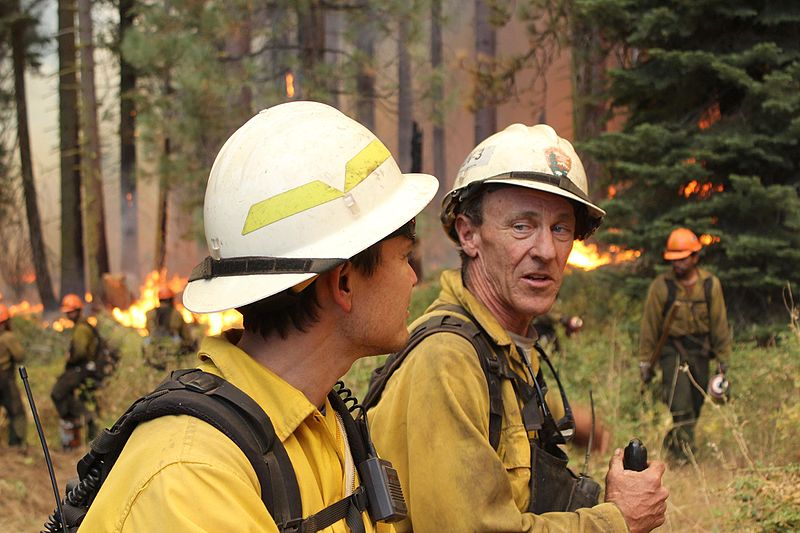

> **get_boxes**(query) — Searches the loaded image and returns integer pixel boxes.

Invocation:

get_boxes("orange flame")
[698,103,721,130]
[111,270,241,337]
[679,180,724,199]
[607,185,617,199]
[285,72,295,99]
[567,242,641,271]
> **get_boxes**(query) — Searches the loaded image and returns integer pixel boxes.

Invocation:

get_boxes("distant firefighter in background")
[144,286,195,370]
[51,294,101,450]
[638,228,732,464]
[0,304,27,448]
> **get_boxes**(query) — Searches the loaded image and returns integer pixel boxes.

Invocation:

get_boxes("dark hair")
[238,219,416,339]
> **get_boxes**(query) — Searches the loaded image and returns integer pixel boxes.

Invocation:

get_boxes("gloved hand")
[639,361,654,384]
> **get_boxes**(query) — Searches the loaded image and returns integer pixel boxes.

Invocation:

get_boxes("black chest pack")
[43,369,406,533]
[362,304,601,514]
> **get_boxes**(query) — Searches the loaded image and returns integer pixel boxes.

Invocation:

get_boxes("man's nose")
[529,229,557,262]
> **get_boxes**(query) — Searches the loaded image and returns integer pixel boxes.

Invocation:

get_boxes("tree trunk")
[397,18,413,172]
[59,0,85,298]
[78,0,110,302]
[474,0,497,144]
[11,1,57,310]
[296,0,326,102]
[155,76,173,272]
[568,1,609,185]
[224,2,252,124]
[355,16,376,130]
[430,0,446,200]
[119,0,138,286]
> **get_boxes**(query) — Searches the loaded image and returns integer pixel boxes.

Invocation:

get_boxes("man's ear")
[455,214,479,258]
[321,262,354,313]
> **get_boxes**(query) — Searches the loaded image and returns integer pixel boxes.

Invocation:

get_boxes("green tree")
[585,0,800,322]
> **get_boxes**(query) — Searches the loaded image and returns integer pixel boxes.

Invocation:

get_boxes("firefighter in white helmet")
[365,124,668,533]
[80,101,438,532]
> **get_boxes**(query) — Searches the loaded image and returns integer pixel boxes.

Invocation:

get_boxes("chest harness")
[363,304,601,514]
[43,369,406,533]
[663,276,716,359]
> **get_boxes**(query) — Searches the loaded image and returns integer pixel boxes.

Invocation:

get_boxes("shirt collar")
[195,331,322,442]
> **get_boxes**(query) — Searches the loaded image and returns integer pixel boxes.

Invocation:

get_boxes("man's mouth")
[523,273,553,287]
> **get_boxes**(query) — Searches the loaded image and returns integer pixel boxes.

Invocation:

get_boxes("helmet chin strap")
[188,256,346,282]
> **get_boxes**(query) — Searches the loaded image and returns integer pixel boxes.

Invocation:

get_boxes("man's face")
[349,235,418,355]
[66,309,81,322]
[671,253,699,279]
[458,187,575,331]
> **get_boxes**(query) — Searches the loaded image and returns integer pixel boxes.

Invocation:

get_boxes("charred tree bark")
[119,0,138,285]
[78,0,110,302]
[11,1,57,310]
[59,0,85,297]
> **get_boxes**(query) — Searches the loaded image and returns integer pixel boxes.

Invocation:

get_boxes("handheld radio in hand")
[623,438,648,472]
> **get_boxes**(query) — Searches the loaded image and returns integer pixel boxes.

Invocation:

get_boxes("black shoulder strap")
[703,276,713,308]
[363,305,505,450]
[663,278,678,318]
[63,370,375,533]
[64,369,303,531]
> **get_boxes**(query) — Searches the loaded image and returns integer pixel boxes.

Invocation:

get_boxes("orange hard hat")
[158,286,175,300]
[60,293,84,313]
[663,228,703,260]
[0,304,9,323]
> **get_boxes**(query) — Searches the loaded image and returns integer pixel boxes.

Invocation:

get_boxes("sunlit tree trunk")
[11,0,57,310]
[59,0,85,297]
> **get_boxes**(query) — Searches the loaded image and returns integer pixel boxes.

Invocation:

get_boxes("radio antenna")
[19,366,67,532]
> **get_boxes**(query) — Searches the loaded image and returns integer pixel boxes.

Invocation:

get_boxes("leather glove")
[639,361,654,384]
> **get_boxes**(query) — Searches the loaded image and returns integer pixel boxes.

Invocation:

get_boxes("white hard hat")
[183,101,438,313]
[441,123,605,241]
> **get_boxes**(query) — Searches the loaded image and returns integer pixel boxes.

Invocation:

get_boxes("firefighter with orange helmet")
[144,284,195,369]
[0,303,27,448]
[51,293,101,450]
[638,228,732,463]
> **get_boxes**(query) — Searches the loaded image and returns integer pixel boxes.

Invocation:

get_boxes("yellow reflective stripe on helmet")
[242,139,391,235]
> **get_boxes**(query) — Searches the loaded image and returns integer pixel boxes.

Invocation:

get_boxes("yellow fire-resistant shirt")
[0,329,25,371]
[80,332,389,533]
[68,319,98,365]
[638,267,732,362]
[367,270,627,533]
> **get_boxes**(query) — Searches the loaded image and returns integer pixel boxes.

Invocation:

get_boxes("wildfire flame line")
[111,270,241,337]
[567,241,641,271]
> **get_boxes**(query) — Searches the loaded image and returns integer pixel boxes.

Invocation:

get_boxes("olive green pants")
[0,369,27,447]
[659,341,710,461]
